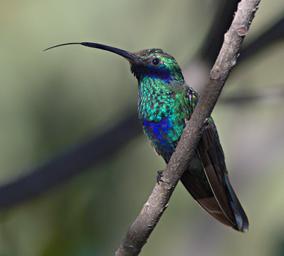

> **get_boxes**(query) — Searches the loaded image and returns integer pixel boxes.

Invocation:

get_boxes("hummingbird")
[45,42,249,232]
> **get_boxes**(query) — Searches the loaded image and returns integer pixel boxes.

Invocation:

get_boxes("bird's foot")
[156,170,164,184]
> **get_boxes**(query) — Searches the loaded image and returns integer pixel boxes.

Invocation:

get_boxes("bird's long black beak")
[44,42,141,64]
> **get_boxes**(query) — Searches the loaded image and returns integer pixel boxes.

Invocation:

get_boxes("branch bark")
[115,0,261,255]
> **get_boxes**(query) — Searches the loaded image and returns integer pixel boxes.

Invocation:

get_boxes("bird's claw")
[156,170,164,184]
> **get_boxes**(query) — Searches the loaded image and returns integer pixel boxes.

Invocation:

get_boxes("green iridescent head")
[44,42,184,84]
[130,48,184,84]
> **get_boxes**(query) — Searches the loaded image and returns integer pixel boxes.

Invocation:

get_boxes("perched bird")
[45,42,249,232]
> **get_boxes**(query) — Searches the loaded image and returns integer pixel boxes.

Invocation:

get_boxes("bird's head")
[44,42,184,84]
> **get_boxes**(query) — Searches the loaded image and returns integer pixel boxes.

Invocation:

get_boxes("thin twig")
[115,0,261,255]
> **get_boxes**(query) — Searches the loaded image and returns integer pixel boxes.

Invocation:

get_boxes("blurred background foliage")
[0,0,284,255]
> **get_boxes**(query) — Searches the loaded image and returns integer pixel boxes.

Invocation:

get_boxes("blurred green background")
[0,0,284,255]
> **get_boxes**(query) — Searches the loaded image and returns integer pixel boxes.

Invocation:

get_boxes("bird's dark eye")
[152,58,160,65]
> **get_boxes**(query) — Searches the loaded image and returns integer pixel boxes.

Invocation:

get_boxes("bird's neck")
[137,76,184,122]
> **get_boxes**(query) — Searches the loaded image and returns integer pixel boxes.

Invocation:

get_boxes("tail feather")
[180,118,249,232]
[181,164,249,232]
[223,175,249,232]
[181,170,234,228]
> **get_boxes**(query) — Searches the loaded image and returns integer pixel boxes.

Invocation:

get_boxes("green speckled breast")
[138,76,196,160]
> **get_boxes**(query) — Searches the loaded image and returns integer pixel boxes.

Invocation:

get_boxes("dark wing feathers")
[181,119,249,232]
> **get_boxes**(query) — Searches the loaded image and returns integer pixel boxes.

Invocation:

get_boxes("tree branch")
[115,0,261,255]
[239,15,284,63]
[0,113,140,209]
[198,0,240,66]
[220,86,284,105]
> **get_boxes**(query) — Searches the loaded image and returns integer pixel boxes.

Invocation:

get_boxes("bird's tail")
[181,169,249,232]
[180,119,249,232]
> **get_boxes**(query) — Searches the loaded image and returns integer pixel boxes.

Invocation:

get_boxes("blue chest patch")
[143,117,181,161]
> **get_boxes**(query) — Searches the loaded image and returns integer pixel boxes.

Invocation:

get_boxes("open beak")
[44,42,142,65]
